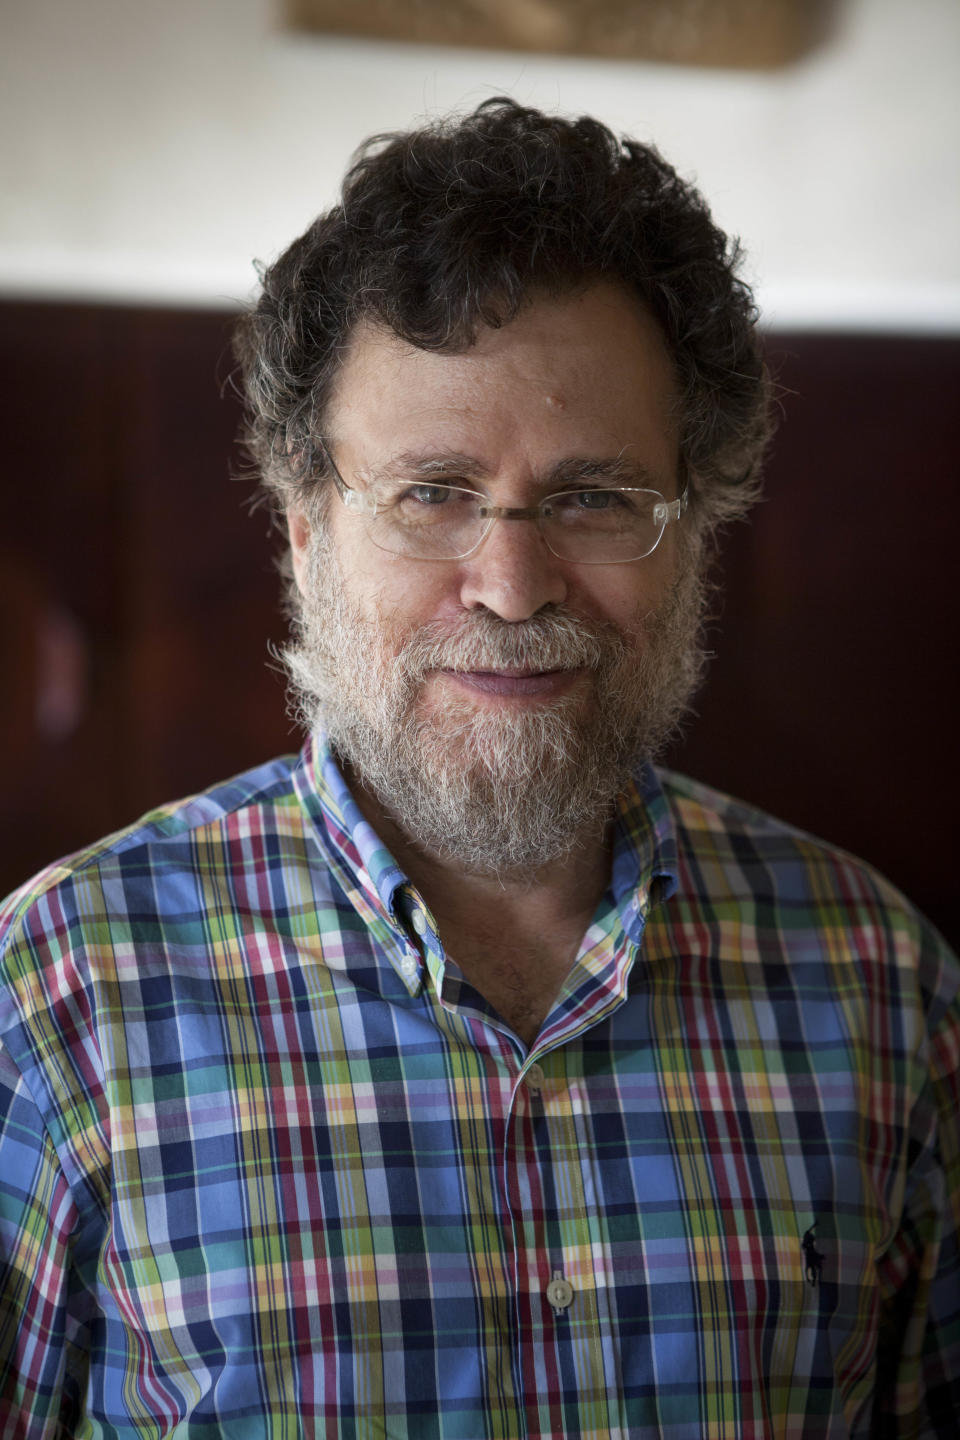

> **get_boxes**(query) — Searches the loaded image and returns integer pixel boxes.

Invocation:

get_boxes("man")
[1,99,957,1438]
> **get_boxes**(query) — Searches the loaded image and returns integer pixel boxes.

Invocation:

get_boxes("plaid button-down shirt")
[1,735,958,1437]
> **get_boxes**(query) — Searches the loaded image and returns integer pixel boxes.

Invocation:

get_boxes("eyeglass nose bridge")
[468,501,561,559]
[476,502,543,523]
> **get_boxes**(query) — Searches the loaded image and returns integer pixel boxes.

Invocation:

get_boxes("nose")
[457,515,568,622]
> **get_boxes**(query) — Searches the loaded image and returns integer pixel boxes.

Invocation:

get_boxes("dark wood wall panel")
[3,307,127,868]
[1,303,291,891]
[2,302,957,946]
[670,335,959,945]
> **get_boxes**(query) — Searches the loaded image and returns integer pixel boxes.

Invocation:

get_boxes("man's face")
[287,281,705,873]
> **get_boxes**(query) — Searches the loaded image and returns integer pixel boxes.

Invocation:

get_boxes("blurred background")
[2,0,958,943]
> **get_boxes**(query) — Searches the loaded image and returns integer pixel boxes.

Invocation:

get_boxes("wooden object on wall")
[1,302,957,949]
[282,0,836,67]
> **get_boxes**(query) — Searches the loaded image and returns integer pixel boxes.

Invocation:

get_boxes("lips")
[439,668,582,697]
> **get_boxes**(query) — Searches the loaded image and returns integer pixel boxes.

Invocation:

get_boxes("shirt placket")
[501,1034,627,1438]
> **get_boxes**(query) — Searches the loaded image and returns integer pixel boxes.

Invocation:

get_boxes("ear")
[287,506,313,596]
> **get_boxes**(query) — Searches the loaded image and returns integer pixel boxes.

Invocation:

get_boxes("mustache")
[394,606,631,680]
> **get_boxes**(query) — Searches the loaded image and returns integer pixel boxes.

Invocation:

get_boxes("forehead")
[325,281,679,485]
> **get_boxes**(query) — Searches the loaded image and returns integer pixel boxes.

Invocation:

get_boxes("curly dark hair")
[234,97,771,536]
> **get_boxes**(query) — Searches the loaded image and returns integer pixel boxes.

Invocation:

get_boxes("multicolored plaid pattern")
[1,735,958,1437]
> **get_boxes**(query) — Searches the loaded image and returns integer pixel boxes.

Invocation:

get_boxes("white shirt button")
[411,910,427,936]
[546,1272,574,1311]
[400,955,419,979]
[525,1062,546,1093]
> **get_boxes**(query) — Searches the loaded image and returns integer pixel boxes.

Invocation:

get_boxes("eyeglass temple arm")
[656,487,688,523]
[317,438,383,516]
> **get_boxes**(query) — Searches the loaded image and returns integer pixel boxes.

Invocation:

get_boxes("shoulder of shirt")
[652,765,958,997]
[653,764,852,851]
[0,753,301,946]
[653,763,908,896]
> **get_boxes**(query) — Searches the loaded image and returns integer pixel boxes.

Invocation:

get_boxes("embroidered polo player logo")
[802,1220,825,1287]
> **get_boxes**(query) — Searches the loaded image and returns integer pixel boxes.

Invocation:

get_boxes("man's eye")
[560,488,627,511]
[400,484,454,506]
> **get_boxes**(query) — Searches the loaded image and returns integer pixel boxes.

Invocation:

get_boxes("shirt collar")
[292,732,409,920]
[610,765,679,942]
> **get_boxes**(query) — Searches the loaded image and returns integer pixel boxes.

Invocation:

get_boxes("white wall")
[2,0,958,330]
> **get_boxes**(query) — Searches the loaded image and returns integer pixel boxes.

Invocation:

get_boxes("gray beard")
[283,534,706,876]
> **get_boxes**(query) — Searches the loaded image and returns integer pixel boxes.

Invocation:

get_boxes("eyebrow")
[357,451,490,486]
[356,450,665,491]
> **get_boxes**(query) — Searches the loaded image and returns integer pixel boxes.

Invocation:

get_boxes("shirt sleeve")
[0,1040,81,1439]
[874,936,960,1437]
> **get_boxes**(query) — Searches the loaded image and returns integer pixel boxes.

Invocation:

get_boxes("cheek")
[322,513,435,634]
[573,558,676,633]
[366,565,464,644]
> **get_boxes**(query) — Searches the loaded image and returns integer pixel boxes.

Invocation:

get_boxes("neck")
[344,764,615,1047]
[347,764,613,942]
